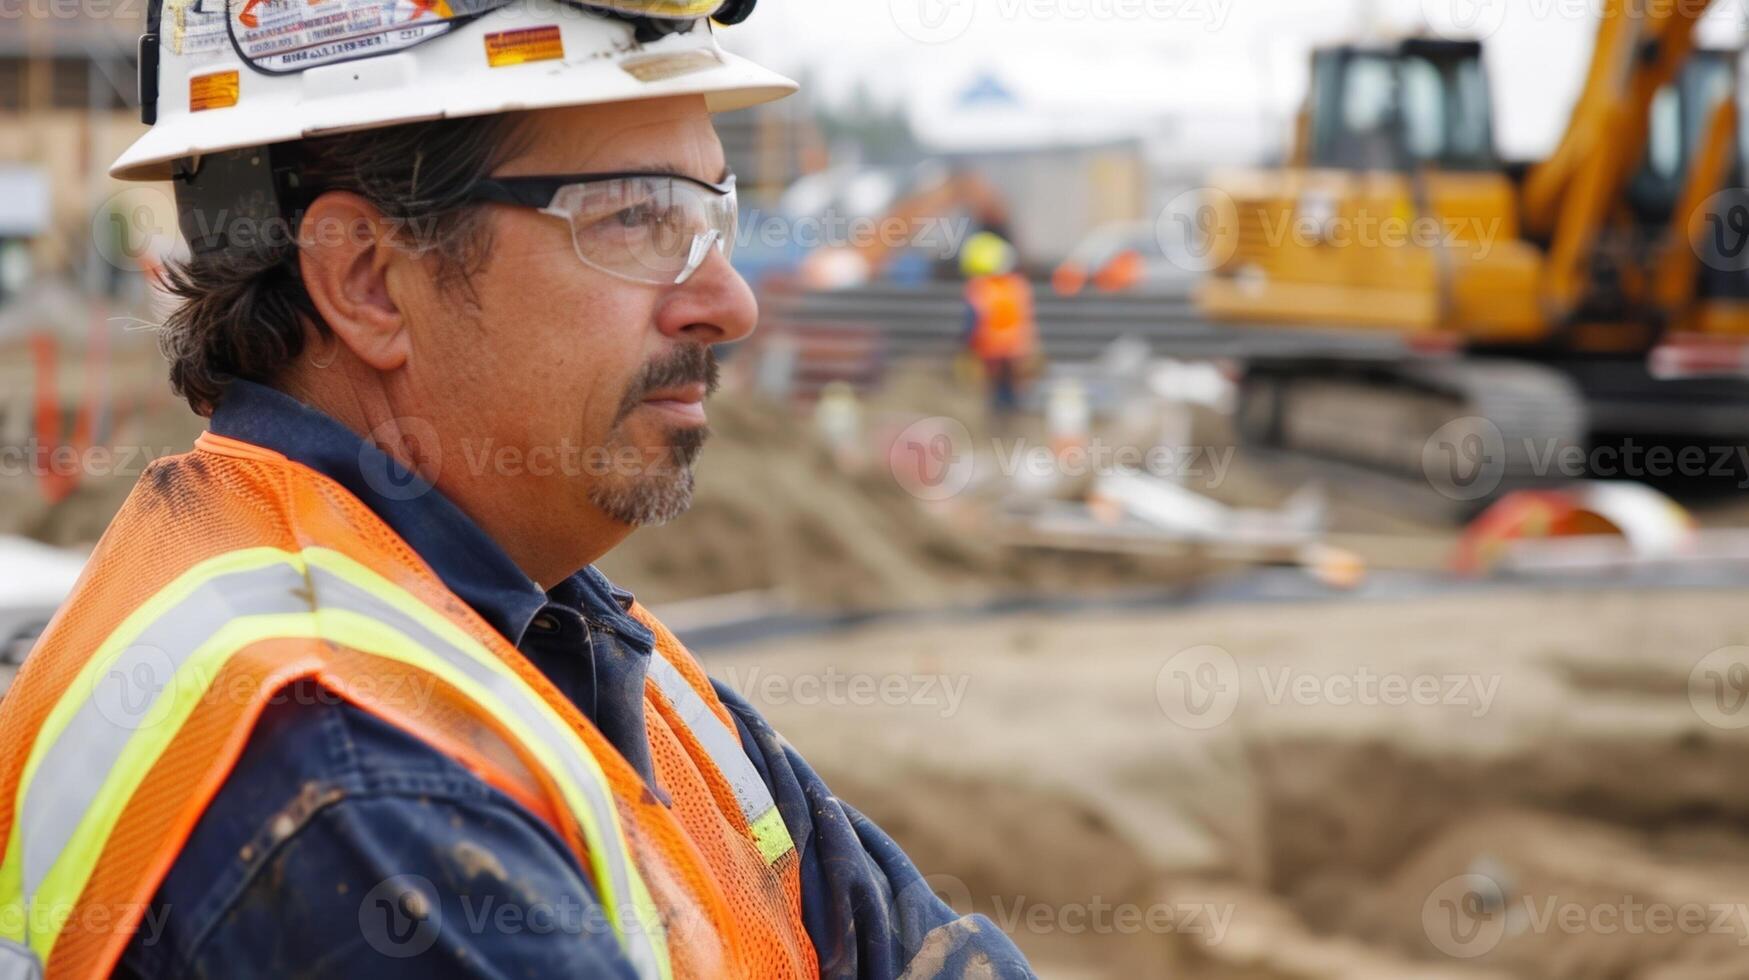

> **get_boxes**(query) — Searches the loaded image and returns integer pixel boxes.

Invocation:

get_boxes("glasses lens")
[551,176,736,284]
[226,0,509,73]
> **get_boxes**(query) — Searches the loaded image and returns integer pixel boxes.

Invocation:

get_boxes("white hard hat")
[113,0,796,181]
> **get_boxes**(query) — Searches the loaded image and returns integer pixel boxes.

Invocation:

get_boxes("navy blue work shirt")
[117,380,1032,979]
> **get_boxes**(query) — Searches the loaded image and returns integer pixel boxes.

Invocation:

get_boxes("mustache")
[615,345,719,424]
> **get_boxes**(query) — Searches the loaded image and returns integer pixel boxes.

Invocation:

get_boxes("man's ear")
[298,191,411,372]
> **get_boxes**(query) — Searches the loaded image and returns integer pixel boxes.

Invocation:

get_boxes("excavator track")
[1237,357,1589,504]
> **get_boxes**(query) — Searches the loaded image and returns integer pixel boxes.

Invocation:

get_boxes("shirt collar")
[208,380,643,644]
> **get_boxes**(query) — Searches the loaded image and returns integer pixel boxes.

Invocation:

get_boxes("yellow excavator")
[1195,1,1749,489]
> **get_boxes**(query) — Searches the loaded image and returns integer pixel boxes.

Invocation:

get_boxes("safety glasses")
[465,171,739,285]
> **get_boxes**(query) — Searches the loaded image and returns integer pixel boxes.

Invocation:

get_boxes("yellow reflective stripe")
[300,549,670,978]
[0,546,293,945]
[748,807,792,865]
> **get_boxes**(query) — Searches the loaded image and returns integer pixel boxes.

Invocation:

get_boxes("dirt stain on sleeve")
[450,839,509,882]
[897,918,994,980]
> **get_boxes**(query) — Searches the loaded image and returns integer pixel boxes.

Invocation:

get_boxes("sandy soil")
[703,587,1749,978]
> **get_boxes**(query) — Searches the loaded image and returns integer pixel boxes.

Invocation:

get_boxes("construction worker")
[0,2,1035,977]
[960,231,1040,430]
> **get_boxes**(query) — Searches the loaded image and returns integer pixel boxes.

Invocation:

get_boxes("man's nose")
[656,244,758,346]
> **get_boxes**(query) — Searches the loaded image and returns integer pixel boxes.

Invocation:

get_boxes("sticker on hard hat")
[189,69,241,111]
[166,0,231,58]
[484,25,564,67]
[225,0,507,73]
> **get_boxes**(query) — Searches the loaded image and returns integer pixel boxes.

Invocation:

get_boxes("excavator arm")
[1521,0,1718,318]
[1655,85,1738,312]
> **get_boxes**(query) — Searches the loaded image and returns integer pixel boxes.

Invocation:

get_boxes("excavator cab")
[1299,38,1496,173]
[1200,35,1544,339]
[1612,46,1749,341]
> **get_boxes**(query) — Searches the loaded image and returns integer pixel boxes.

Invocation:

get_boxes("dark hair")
[158,114,527,415]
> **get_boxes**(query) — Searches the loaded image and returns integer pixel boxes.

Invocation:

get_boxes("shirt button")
[531,613,560,633]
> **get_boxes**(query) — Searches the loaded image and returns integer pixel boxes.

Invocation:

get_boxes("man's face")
[400,96,755,530]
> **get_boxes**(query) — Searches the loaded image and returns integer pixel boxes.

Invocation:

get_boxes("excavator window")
[1338,55,1398,168]
[1627,49,1738,226]
[1307,40,1494,173]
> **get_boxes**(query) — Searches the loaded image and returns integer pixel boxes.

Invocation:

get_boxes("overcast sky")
[721,0,1749,159]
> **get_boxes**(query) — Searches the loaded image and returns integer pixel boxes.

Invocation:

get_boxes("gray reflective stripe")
[645,651,788,856]
[23,560,311,900]
[20,558,663,980]
[0,939,41,980]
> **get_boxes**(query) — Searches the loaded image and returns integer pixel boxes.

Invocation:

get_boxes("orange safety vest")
[0,432,817,979]
[965,272,1038,361]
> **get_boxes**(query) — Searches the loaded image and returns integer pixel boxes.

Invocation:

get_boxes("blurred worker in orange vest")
[960,231,1040,430]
